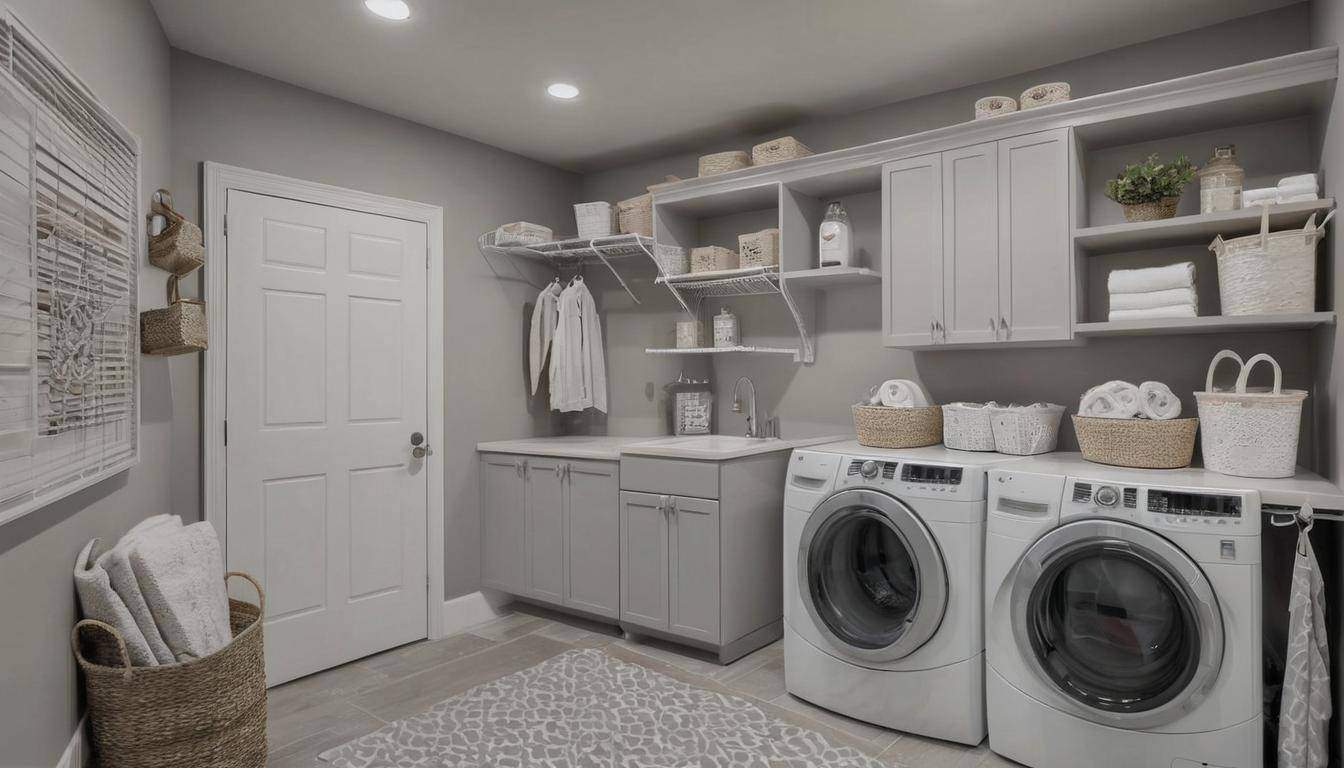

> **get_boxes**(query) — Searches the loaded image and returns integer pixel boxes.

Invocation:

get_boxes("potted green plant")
[1105,154,1198,222]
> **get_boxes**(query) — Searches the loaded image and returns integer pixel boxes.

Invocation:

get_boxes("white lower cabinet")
[478,453,619,618]
[619,491,721,643]
[883,127,1072,347]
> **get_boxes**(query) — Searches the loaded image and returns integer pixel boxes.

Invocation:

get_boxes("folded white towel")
[130,522,233,662]
[1279,174,1318,191]
[877,379,929,408]
[103,515,181,664]
[1279,192,1320,205]
[75,539,160,666]
[1138,381,1182,420]
[1242,187,1278,207]
[1079,382,1140,419]
[1108,305,1198,321]
[1107,262,1195,295]
[1109,287,1197,312]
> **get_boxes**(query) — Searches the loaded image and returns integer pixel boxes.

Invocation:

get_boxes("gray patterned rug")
[318,647,886,767]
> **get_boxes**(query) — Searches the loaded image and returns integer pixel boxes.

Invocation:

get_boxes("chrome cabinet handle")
[929,320,936,342]
[999,316,1010,340]
[935,321,946,343]
[989,316,998,339]
[554,464,564,478]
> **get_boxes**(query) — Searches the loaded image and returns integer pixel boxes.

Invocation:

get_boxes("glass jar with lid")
[1198,145,1244,214]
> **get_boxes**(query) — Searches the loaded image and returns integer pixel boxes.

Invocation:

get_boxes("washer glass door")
[1011,519,1224,729]
[800,489,947,662]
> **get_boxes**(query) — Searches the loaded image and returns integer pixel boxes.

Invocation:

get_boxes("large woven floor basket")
[72,572,267,768]
[1073,415,1198,469]
[853,404,942,449]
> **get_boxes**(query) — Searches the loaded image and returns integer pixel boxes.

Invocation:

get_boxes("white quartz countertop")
[477,434,847,462]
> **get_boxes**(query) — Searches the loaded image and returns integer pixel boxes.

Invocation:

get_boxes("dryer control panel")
[836,457,986,501]
[1064,478,1260,536]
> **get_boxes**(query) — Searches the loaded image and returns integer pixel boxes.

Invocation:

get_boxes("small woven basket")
[617,194,653,237]
[72,572,267,768]
[1073,416,1199,469]
[942,402,997,451]
[1020,82,1070,110]
[494,221,553,246]
[690,245,739,273]
[698,151,751,177]
[1210,207,1332,315]
[655,243,689,276]
[738,228,780,268]
[1121,197,1180,222]
[852,405,943,449]
[573,201,615,239]
[989,404,1065,455]
[141,275,206,356]
[1195,350,1307,478]
[752,137,812,166]
[148,196,204,276]
[974,96,1018,120]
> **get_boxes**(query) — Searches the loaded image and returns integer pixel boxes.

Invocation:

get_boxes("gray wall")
[168,51,580,605]
[0,1,178,766]
[579,4,1327,460]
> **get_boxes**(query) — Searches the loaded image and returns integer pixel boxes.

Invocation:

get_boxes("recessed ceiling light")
[547,83,580,100]
[364,0,411,21]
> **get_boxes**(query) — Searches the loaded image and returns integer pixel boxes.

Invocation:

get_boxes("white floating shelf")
[1074,199,1334,255]
[1074,312,1336,337]
[782,266,881,289]
[645,345,803,360]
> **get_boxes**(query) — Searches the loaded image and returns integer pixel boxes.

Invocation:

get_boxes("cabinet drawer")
[620,456,719,499]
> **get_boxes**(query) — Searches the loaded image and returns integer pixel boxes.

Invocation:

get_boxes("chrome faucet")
[732,376,758,438]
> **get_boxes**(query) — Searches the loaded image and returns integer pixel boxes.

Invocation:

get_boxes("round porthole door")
[1008,519,1225,730]
[797,489,948,663]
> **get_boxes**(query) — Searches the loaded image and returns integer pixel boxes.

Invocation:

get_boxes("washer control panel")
[1064,477,1259,534]
[838,457,980,499]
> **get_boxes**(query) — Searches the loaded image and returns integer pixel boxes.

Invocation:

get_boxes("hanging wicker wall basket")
[147,191,204,276]
[141,275,207,355]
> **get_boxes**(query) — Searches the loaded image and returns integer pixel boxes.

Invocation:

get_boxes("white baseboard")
[441,589,510,636]
[55,716,86,768]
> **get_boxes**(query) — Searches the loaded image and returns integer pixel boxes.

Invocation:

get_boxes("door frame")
[201,162,447,641]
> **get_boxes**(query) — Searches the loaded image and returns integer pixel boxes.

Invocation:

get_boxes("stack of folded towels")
[1242,173,1319,208]
[1107,262,1197,321]
[1079,380,1182,420]
[73,516,234,666]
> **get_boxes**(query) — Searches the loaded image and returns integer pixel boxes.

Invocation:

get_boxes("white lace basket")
[1209,207,1333,315]
[942,402,997,451]
[573,202,614,239]
[1195,350,1306,478]
[988,404,1065,455]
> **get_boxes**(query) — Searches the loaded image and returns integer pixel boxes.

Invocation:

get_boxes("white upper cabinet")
[883,127,1073,347]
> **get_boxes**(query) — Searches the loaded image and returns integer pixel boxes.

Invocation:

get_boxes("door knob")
[410,431,431,459]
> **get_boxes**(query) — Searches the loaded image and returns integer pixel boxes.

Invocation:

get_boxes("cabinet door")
[479,454,526,594]
[565,461,620,619]
[669,496,721,644]
[620,491,670,631]
[524,456,566,604]
[941,141,1000,344]
[882,153,943,347]
[998,129,1072,342]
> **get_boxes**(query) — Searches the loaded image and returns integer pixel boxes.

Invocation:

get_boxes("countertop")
[476,436,654,461]
[476,434,847,462]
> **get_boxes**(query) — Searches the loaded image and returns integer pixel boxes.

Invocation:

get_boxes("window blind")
[0,14,138,524]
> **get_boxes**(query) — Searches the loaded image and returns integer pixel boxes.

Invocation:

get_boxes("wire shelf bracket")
[655,267,815,364]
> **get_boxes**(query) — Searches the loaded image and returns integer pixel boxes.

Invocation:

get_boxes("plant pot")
[1121,197,1180,222]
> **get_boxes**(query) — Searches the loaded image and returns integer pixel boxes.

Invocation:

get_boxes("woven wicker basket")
[494,221,553,246]
[752,137,812,166]
[573,201,615,239]
[690,245,739,273]
[148,198,204,276]
[72,572,266,768]
[738,228,780,268]
[1121,197,1180,222]
[1020,82,1070,109]
[974,96,1017,120]
[141,275,206,356]
[1195,350,1307,478]
[1073,415,1199,469]
[698,151,751,177]
[1210,207,1332,315]
[617,194,653,237]
[852,405,942,449]
[655,243,689,276]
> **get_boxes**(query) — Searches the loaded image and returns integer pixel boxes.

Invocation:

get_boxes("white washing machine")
[985,458,1266,768]
[783,441,1016,745]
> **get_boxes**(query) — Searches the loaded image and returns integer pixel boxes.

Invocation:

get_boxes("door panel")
[525,457,566,604]
[226,190,428,685]
[942,142,1000,344]
[882,153,943,347]
[999,129,1072,342]
[669,496,720,644]
[480,455,526,594]
[565,461,620,618]
[620,491,670,631]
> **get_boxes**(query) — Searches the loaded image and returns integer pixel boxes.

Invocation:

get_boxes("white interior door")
[225,189,429,685]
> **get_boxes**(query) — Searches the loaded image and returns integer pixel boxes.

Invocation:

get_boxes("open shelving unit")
[1074,311,1336,337]
[1074,198,1335,255]
[649,266,815,363]
[782,266,881,289]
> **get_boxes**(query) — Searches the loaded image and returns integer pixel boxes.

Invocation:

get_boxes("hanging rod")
[1264,503,1344,527]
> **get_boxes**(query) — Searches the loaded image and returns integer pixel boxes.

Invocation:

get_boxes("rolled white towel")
[1107,262,1195,295]
[1138,381,1182,420]
[1108,305,1198,321]
[1109,287,1197,312]
[1079,387,1133,419]
[877,379,929,408]
[1241,187,1278,207]
[1278,174,1318,191]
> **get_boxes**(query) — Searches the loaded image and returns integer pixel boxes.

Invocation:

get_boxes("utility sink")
[622,435,792,461]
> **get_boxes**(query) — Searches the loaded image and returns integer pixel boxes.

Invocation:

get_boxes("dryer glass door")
[799,489,947,663]
[1010,519,1224,730]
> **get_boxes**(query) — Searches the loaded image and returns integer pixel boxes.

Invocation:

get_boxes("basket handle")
[226,571,265,616]
[70,619,134,680]
[1235,352,1283,395]
[1204,349,1244,393]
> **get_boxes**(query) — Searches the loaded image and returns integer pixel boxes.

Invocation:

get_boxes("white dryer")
[783,441,1016,745]
[985,459,1265,768]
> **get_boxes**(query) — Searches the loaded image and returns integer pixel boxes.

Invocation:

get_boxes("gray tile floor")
[265,604,1021,767]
